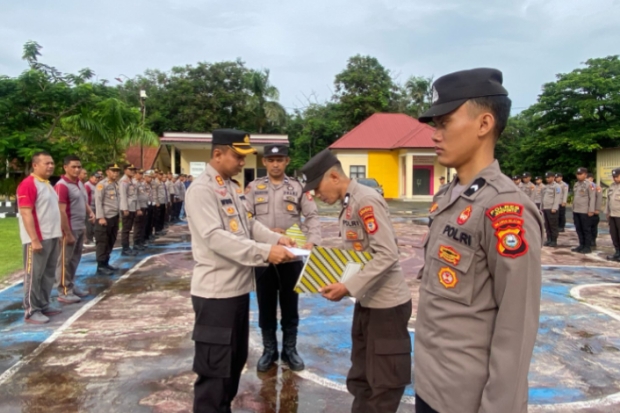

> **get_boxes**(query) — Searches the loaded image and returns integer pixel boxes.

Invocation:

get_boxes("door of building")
[413,166,432,195]
[243,169,255,188]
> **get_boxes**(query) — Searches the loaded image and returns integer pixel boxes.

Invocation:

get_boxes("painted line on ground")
[0,250,181,387]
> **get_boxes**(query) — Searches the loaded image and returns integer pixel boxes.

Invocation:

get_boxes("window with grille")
[350,165,366,179]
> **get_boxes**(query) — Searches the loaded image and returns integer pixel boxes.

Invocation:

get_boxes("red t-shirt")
[17,175,62,243]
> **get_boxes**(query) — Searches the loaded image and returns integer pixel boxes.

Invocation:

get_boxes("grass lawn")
[0,218,23,283]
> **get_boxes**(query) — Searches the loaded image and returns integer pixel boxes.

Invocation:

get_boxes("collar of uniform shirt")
[31,173,50,183]
[441,160,502,206]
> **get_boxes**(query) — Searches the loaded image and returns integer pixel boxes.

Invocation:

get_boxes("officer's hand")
[272,228,285,234]
[137,210,143,216]
[123,210,129,217]
[588,212,594,217]
[156,203,160,207]
[320,283,349,302]
[88,212,95,223]
[98,218,107,226]
[277,237,297,248]
[267,246,296,264]
[551,209,557,214]
[66,232,76,245]
[302,243,314,250]
[31,239,43,254]
[562,203,567,207]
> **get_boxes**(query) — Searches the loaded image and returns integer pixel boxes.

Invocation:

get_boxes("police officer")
[133,169,148,251]
[94,163,121,275]
[512,175,522,187]
[541,171,562,247]
[606,168,620,261]
[587,173,603,248]
[84,171,101,245]
[143,170,155,244]
[414,68,542,413]
[245,144,321,373]
[173,174,186,221]
[533,176,544,210]
[155,172,168,235]
[521,172,536,202]
[165,173,176,224]
[300,149,412,413]
[572,167,596,254]
[438,176,447,190]
[185,129,296,413]
[555,172,569,232]
[119,164,140,256]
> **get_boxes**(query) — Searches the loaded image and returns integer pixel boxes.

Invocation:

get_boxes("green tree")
[245,69,286,133]
[522,55,620,177]
[333,55,395,130]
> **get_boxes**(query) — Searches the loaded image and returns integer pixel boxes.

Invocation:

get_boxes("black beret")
[264,144,289,157]
[300,149,340,192]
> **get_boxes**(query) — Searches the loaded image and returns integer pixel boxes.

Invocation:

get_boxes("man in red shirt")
[55,155,96,304]
[17,151,63,324]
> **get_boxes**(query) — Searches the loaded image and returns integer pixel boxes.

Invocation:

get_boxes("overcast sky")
[1,0,619,114]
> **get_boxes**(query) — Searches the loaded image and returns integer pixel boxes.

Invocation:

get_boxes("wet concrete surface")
[1,220,620,412]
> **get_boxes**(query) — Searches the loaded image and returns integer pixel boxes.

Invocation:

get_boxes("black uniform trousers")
[192,294,249,413]
[574,213,593,248]
[610,217,620,249]
[347,300,412,413]
[144,205,155,241]
[558,205,567,230]
[133,208,146,245]
[155,204,166,232]
[95,215,119,264]
[543,209,559,241]
[591,214,600,245]
[255,261,303,331]
[121,211,136,249]
[415,395,439,413]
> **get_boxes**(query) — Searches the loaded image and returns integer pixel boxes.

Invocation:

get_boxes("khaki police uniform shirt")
[155,179,167,205]
[573,180,596,214]
[119,175,138,212]
[94,178,120,219]
[541,182,561,211]
[559,181,569,205]
[521,181,536,201]
[415,160,543,413]
[606,182,620,217]
[165,180,176,200]
[135,178,149,210]
[245,175,321,246]
[185,164,283,299]
[174,180,186,201]
[533,183,544,204]
[592,182,603,213]
[338,180,411,309]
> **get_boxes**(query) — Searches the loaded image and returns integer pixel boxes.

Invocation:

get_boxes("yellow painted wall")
[368,151,399,198]
[180,149,211,175]
[597,148,620,187]
[333,151,369,177]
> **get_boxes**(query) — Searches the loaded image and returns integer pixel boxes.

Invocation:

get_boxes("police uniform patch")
[236,188,242,194]
[97,184,103,190]
[438,266,458,288]
[229,218,239,232]
[306,192,313,201]
[215,189,227,197]
[346,230,358,240]
[353,242,363,251]
[430,203,438,213]
[257,197,265,203]
[345,207,352,219]
[457,205,472,225]
[493,217,528,258]
[216,176,224,186]
[257,184,267,190]
[226,207,235,215]
[438,245,461,265]
[486,203,524,221]
[359,206,379,234]
[287,204,295,212]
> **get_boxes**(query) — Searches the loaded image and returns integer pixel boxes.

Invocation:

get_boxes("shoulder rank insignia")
[215,176,224,186]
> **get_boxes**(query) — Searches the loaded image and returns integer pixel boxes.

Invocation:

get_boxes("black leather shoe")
[281,329,305,372]
[121,248,137,256]
[571,246,583,253]
[97,266,113,275]
[257,329,279,372]
[548,240,557,248]
[543,239,551,247]
[581,247,592,254]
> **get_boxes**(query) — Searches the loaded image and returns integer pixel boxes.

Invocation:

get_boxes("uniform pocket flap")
[374,338,411,355]
[255,195,269,204]
[192,325,232,345]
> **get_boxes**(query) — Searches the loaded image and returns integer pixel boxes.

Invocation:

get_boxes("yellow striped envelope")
[285,224,307,248]
[294,246,373,293]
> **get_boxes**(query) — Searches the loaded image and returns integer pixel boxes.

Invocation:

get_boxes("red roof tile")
[329,113,435,150]
[125,145,160,170]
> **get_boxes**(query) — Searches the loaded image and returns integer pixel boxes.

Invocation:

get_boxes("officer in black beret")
[415,68,542,413]
[185,128,296,413]
[244,143,321,373]
[606,168,620,260]
[572,167,596,253]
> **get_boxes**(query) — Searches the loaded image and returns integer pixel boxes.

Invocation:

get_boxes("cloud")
[0,0,618,114]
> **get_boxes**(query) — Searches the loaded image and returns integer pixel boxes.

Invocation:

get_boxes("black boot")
[548,238,558,248]
[581,246,592,254]
[281,328,305,372]
[257,329,278,372]
[543,238,551,247]
[608,249,620,261]
[121,247,137,256]
[97,262,113,275]
[571,245,583,253]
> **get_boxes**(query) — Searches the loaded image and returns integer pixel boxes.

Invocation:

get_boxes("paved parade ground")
[1,214,620,412]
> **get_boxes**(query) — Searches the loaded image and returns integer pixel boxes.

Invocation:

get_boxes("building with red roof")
[330,113,453,200]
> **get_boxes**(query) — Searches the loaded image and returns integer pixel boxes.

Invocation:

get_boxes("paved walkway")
[1,220,620,412]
